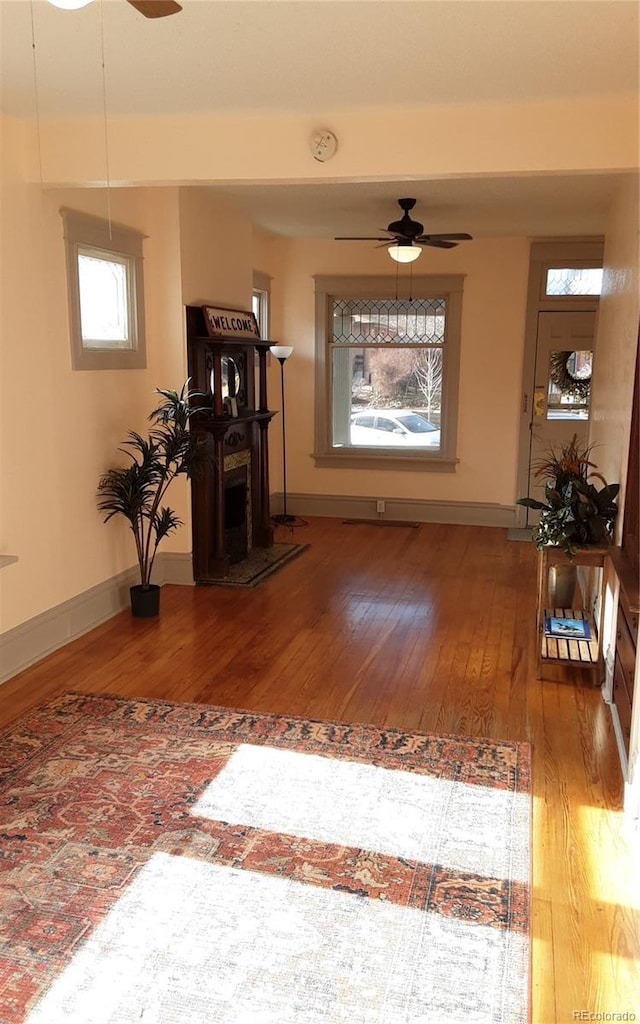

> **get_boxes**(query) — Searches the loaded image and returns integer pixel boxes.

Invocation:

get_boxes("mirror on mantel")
[210,356,241,402]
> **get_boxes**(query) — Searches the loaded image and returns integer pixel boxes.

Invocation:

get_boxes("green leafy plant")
[517,434,619,557]
[97,382,205,587]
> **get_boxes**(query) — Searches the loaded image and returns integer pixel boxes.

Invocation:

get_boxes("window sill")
[312,450,458,472]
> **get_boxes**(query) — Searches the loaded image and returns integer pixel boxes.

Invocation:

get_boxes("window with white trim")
[314,276,463,469]
[252,270,271,339]
[61,208,146,370]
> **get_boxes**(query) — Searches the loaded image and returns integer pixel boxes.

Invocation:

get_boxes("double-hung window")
[62,208,146,371]
[314,275,463,469]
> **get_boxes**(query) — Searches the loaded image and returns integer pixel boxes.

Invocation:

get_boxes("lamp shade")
[270,345,293,360]
[48,0,95,7]
[388,244,422,264]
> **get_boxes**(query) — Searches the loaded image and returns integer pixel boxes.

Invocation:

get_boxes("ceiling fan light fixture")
[47,0,95,8]
[388,243,422,264]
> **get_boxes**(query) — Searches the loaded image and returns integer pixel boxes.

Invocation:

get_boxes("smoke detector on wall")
[310,130,338,162]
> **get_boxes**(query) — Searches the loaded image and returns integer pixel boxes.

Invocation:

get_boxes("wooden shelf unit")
[536,545,609,681]
[540,609,598,666]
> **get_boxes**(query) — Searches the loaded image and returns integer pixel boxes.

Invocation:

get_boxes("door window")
[546,350,592,420]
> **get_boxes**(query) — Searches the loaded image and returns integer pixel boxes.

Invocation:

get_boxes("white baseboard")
[160,552,195,586]
[609,702,629,782]
[271,492,515,529]
[0,552,194,686]
[0,565,138,685]
[624,749,640,825]
[610,707,640,827]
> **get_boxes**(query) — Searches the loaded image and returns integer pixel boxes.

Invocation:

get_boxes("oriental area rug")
[0,694,532,1023]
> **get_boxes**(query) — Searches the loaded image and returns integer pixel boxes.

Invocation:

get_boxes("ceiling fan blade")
[423,239,458,249]
[418,233,473,242]
[334,236,392,241]
[126,0,182,17]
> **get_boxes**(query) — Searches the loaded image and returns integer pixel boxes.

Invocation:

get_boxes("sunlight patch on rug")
[27,852,526,1024]
[192,744,530,883]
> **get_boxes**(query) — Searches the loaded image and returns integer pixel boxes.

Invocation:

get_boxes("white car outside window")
[350,410,441,448]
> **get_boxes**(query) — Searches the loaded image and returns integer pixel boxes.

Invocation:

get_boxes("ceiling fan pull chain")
[99,0,113,239]
[29,1,44,190]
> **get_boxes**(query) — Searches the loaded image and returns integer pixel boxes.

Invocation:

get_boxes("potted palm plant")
[97,382,205,617]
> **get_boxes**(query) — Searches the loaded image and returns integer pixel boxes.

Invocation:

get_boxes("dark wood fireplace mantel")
[185,305,276,582]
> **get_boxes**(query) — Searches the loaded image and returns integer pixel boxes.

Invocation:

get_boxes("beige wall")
[34,96,639,188]
[590,175,640,530]
[268,236,530,506]
[252,228,278,296]
[0,116,187,631]
[179,189,253,309]
[0,125,269,634]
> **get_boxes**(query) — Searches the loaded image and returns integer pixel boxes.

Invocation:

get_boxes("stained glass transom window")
[545,268,603,297]
[332,298,446,345]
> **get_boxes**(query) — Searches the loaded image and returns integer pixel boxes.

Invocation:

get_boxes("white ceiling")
[213,174,624,239]
[1,0,638,239]
[2,0,639,118]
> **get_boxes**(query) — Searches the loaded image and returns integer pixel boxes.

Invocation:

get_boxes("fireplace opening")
[223,470,248,564]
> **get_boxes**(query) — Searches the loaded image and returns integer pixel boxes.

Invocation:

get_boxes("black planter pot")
[130,584,160,618]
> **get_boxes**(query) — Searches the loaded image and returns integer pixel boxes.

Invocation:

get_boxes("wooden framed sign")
[202,305,260,340]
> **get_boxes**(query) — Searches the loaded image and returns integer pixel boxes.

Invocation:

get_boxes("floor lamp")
[269,345,297,526]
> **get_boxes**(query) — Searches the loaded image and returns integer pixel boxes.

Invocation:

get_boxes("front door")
[524,310,596,519]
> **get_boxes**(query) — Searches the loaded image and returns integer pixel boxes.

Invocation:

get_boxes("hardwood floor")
[1,518,638,1022]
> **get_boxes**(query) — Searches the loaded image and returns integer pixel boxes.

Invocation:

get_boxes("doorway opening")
[515,240,604,528]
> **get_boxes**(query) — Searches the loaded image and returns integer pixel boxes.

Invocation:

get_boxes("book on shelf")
[544,615,591,640]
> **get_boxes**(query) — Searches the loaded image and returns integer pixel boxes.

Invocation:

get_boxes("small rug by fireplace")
[0,694,531,1023]
[208,541,308,587]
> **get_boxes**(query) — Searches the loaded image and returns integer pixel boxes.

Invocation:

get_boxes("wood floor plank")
[0,518,638,1023]
[532,896,557,1024]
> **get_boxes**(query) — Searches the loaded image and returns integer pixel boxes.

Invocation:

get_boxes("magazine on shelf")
[544,615,591,640]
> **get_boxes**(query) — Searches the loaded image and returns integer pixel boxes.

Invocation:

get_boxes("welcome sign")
[203,305,260,340]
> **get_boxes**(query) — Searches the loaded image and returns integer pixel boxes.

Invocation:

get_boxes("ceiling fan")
[125,1,182,14]
[48,0,182,17]
[335,198,472,263]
